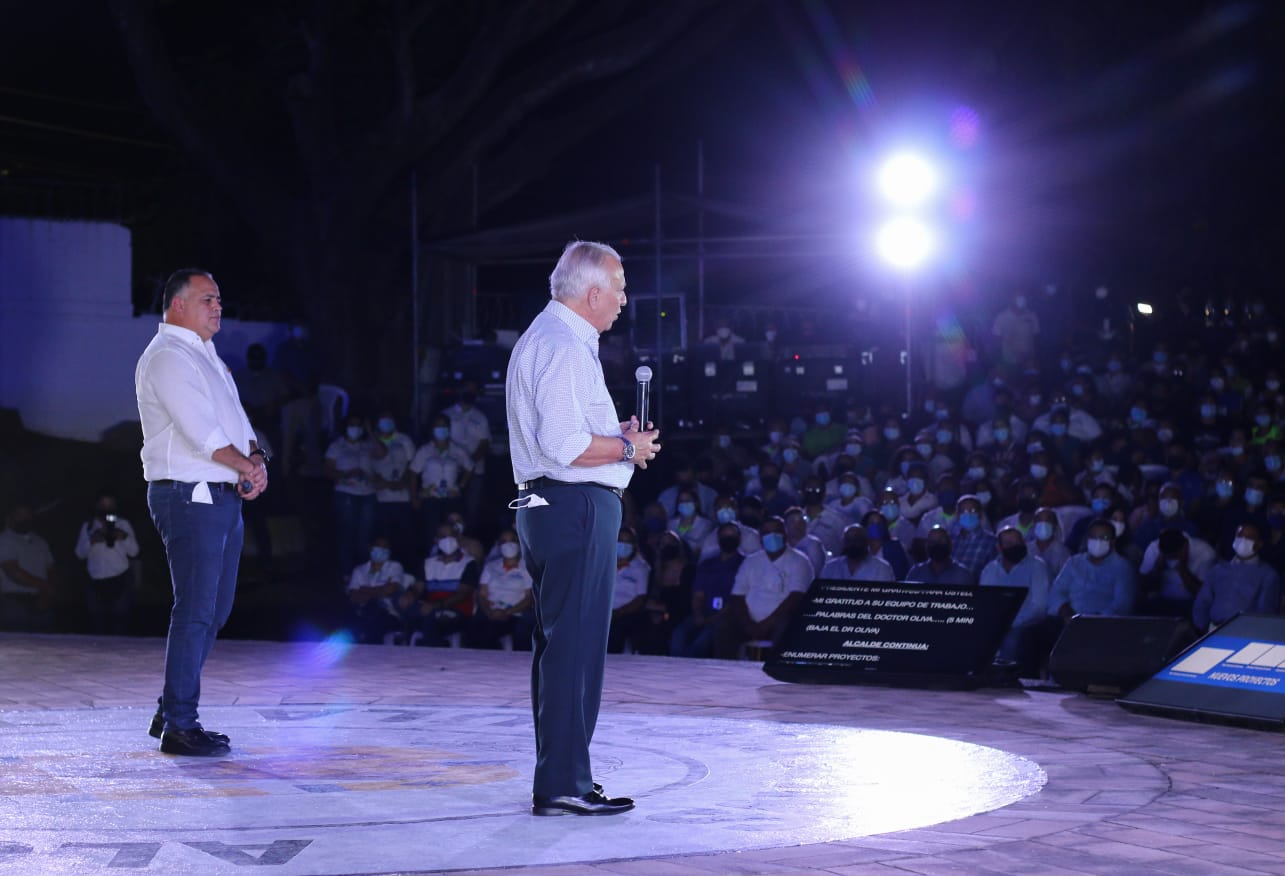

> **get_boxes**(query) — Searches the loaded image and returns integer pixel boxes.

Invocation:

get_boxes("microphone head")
[635,365,653,383]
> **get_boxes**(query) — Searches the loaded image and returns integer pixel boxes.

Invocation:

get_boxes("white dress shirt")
[479,559,533,609]
[326,436,377,496]
[820,553,895,582]
[732,547,814,622]
[409,441,474,497]
[791,534,828,576]
[347,559,412,618]
[669,514,714,554]
[448,404,493,475]
[505,300,632,490]
[1139,534,1217,600]
[613,556,651,609]
[135,323,255,483]
[75,519,139,580]
[372,432,417,503]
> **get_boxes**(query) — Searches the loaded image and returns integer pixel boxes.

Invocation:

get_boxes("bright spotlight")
[1136,302,1154,316]
[876,217,935,270]
[877,152,938,207]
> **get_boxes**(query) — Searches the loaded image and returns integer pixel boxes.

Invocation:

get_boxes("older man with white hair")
[506,241,663,817]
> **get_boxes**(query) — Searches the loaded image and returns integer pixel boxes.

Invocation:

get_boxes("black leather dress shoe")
[159,727,230,757]
[150,710,229,745]
[532,789,634,816]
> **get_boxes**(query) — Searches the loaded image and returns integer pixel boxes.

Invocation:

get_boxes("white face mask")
[1158,498,1180,518]
[499,541,520,559]
[437,536,459,556]
[1110,520,1126,538]
[1233,537,1257,560]
[1086,538,1111,559]
[346,426,363,440]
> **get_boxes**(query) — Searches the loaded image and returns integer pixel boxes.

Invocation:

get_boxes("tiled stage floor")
[1,633,1283,875]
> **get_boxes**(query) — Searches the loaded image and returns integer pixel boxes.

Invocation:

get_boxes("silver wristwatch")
[618,436,635,461]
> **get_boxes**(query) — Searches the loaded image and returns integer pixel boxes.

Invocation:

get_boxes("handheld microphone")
[241,479,253,494]
[635,365,653,431]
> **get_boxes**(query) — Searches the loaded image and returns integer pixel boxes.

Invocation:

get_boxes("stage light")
[877,152,938,207]
[875,217,935,271]
[1137,302,1154,316]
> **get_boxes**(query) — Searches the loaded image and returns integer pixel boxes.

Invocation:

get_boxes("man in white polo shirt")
[136,268,268,758]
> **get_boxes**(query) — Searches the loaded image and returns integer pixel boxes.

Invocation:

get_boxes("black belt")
[518,476,623,499]
[151,479,241,494]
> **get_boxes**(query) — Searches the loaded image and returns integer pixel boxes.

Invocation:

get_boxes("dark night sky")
[3,1,1283,317]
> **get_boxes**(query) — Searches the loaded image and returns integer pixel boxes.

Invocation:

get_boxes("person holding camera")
[74,489,139,635]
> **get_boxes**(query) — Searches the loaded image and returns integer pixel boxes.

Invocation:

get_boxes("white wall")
[0,217,284,442]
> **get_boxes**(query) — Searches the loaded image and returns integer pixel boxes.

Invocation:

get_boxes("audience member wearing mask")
[1137,528,1215,619]
[716,517,814,658]
[697,495,761,561]
[783,507,826,576]
[802,407,845,459]
[948,495,997,582]
[905,526,972,585]
[658,458,719,520]
[668,488,714,556]
[1067,484,1120,552]
[370,411,418,568]
[1132,482,1199,550]
[635,532,694,656]
[470,529,535,651]
[346,536,411,644]
[671,523,745,658]
[1026,508,1070,578]
[820,524,895,582]
[401,523,479,646]
[828,471,873,524]
[979,526,1051,673]
[1048,519,1137,619]
[1192,524,1282,632]
[606,527,650,654]
[409,413,474,558]
[325,414,378,577]
[860,509,910,580]
[800,478,850,556]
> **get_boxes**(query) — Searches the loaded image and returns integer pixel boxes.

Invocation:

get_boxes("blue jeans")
[148,481,243,731]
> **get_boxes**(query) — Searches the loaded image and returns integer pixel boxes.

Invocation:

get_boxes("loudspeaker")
[1049,615,1193,693]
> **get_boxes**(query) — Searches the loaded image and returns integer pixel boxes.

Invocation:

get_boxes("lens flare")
[876,218,935,270]
[949,106,980,148]
[877,153,938,207]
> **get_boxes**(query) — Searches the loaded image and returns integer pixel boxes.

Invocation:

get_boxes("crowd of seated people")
[6,293,1284,673]
[319,301,1284,669]
[605,311,1285,668]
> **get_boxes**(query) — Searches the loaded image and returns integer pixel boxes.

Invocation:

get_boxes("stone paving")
[1,633,1283,875]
